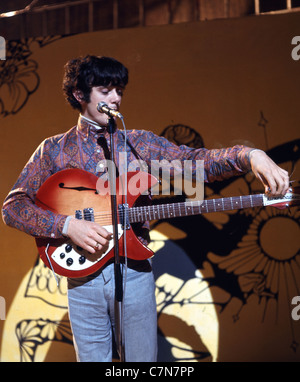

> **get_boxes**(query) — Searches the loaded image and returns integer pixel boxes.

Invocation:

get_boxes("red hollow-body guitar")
[35,169,300,278]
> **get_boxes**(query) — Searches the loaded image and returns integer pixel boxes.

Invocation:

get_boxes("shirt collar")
[77,114,106,138]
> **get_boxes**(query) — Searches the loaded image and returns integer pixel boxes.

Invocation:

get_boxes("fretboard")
[128,194,264,223]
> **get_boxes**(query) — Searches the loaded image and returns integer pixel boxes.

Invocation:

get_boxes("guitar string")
[85,194,266,225]
[70,192,299,226]
[87,194,265,218]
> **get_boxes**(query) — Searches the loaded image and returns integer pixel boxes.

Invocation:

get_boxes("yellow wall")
[0,12,299,362]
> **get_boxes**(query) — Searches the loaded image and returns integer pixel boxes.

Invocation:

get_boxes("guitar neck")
[129,193,264,223]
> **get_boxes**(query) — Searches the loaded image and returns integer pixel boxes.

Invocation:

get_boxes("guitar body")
[35,169,157,278]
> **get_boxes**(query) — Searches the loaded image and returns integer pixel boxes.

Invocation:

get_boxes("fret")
[177,204,182,216]
[151,205,156,220]
[129,208,134,223]
[128,208,133,223]
[161,204,165,219]
[134,207,138,222]
[215,199,222,211]
[151,205,155,220]
[190,203,194,215]
[131,208,134,223]
[134,207,140,222]
[173,204,177,217]
[139,207,143,221]
[206,199,214,213]
[172,204,176,217]
[185,203,191,215]
[219,198,225,211]
[156,205,161,219]
[232,197,241,209]
[168,204,172,218]
[166,204,170,218]
[196,200,202,215]
[145,206,150,220]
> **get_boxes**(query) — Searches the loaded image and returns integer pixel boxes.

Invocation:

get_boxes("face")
[75,85,124,126]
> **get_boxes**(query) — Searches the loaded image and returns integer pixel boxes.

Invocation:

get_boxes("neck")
[79,114,106,130]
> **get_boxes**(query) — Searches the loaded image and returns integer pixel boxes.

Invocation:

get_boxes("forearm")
[2,190,67,239]
[198,145,253,182]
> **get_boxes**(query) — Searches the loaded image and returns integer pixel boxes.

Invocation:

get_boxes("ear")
[73,89,84,104]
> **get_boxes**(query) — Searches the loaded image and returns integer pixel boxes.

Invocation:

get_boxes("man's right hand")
[67,217,112,254]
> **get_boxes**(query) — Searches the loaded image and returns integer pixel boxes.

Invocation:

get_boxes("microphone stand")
[107,116,125,362]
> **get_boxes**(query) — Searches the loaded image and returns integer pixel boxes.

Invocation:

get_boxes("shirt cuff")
[249,148,265,158]
[62,215,73,237]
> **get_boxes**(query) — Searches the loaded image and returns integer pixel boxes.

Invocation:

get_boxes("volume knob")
[79,256,86,264]
[66,258,73,266]
[65,244,73,253]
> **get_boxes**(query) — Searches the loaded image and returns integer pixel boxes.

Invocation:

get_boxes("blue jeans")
[67,260,157,362]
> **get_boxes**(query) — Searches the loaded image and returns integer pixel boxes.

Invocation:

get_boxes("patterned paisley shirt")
[2,115,253,240]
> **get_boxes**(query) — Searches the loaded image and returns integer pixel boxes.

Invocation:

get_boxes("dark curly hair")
[62,55,129,111]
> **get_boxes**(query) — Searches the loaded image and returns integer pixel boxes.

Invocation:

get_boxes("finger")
[81,241,97,254]
[279,169,290,194]
[86,238,107,254]
[95,225,113,240]
[94,231,113,247]
[255,172,273,195]
[264,174,279,196]
[270,169,289,196]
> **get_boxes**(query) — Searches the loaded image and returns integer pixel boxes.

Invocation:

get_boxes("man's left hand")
[249,149,289,196]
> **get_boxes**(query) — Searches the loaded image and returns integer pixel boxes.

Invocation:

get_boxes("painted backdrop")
[0,12,299,362]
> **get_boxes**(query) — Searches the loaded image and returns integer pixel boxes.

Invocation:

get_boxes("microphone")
[97,102,123,119]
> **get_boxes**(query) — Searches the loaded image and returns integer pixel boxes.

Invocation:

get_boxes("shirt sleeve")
[2,139,67,239]
[129,130,253,182]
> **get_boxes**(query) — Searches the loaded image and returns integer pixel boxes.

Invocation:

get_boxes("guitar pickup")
[75,210,83,220]
[75,208,95,221]
[118,203,130,230]
[83,208,95,222]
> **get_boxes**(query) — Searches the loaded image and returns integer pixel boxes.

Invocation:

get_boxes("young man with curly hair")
[2,55,289,362]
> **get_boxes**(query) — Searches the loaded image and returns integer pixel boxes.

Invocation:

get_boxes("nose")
[109,88,122,107]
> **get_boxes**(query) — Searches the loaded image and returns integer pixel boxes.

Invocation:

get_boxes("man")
[2,55,289,362]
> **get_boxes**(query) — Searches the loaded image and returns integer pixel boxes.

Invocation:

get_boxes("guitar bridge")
[119,203,130,230]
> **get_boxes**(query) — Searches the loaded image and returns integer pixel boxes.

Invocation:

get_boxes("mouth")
[109,106,119,111]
